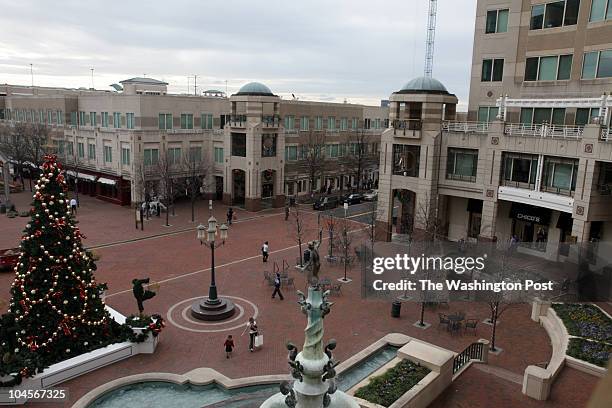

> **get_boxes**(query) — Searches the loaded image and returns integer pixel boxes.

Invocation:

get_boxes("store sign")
[516,213,541,223]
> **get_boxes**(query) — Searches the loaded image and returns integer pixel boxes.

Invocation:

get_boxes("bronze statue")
[297,240,322,285]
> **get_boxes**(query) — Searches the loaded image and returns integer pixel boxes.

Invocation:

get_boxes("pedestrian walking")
[224,335,235,359]
[241,317,258,352]
[70,198,77,215]
[227,207,234,225]
[272,271,284,300]
[285,205,290,221]
[262,241,269,262]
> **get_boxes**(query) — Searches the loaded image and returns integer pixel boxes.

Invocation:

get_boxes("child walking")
[224,335,235,359]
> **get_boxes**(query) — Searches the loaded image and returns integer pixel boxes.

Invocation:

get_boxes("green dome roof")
[397,76,449,94]
[236,82,274,96]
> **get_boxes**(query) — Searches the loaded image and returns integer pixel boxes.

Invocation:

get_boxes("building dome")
[396,76,449,94]
[235,82,274,96]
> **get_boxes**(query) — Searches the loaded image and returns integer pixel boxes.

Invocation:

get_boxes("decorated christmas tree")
[0,155,132,385]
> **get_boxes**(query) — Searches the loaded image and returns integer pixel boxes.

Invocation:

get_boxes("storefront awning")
[65,170,96,182]
[509,203,552,225]
[97,177,116,185]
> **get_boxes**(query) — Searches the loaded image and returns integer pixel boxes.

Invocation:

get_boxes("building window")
[502,153,538,187]
[525,54,573,81]
[201,113,213,129]
[284,115,295,130]
[351,118,358,129]
[158,113,172,130]
[590,0,612,21]
[340,117,348,131]
[262,134,277,157]
[327,116,336,130]
[582,49,612,79]
[90,112,97,127]
[189,146,202,163]
[113,112,121,128]
[326,144,340,158]
[481,58,504,81]
[447,148,478,182]
[231,133,246,157]
[79,111,86,126]
[520,107,566,125]
[180,113,193,129]
[57,110,63,125]
[101,112,109,127]
[65,141,74,156]
[214,147,224,164]
[477,106,499,122]
[103,146,112,163]
[315,116,323,130]
[285,145,298,161]
[88,143,96,160]
[486,9,509,33]
[144,148,159,166]
[126,113,135,129]
[300,116,309,131]
[542,156,578,194]
[121,147,130,165]
[167,147,182,165]
[530,0,580,30]
[77,142,85,158]
[392,144,420,177]
[575,108,600,125]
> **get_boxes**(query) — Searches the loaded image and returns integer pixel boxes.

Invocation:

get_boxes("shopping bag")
[254,334,264,347]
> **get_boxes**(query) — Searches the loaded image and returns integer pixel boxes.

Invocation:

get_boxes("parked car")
[0,248,20,272]
[313,196,340,211]
[363,190,378,201]
[342,193,363,205]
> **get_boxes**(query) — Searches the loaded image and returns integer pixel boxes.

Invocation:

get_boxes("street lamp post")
[191,209,235,321]
[339,202,353,283]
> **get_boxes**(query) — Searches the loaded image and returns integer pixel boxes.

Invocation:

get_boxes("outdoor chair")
[464,319,478,336]
[438,313,449,330]
[283,277,295,289]
[330,283,343,296]
[263,270,274,286]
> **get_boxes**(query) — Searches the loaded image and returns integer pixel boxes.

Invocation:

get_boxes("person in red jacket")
[224,335,235,359]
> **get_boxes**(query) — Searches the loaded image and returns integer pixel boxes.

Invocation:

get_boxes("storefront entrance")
[510,203,552,252]
[232,170,245,206]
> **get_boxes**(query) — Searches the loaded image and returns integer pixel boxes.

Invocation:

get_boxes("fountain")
[260,241,359,408]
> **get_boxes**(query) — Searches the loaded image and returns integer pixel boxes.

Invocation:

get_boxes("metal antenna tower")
[424,0,437,78]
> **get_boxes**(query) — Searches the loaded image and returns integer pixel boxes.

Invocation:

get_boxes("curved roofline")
[393,89,452,95]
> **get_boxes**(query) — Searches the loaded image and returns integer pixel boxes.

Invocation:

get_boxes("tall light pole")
[339,202,352,283]
[191,206,235,321]
[30,64,34,87]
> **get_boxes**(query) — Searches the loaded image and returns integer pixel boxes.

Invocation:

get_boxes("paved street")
[0,191,601,408]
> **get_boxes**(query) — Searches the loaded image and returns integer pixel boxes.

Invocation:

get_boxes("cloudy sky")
[0,0,477,109]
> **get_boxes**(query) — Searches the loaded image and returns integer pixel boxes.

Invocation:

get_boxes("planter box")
[0,306,159,405]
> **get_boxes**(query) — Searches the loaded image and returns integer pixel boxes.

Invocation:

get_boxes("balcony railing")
[261,115,280,127]
[230,115,247,128]
[443,121,489,134]
[392,119,422,136]
[602,127,611,141]
[504,123,583,139]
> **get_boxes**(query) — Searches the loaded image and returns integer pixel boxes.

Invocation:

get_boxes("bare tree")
[0,123,30,189]
[300,131,326,196]
[157,149,179,227]
[288,204,309,266]
[181,151,210,223]
[344,130,374,191]
[25,124,49,168]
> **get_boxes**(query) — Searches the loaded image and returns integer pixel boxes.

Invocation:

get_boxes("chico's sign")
[516,213,542,223]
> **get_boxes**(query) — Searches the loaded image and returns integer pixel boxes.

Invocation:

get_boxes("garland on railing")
[125,314,165,343]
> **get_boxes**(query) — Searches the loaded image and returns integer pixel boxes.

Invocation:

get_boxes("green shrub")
[567,338,611,368]
[354,359,430,407]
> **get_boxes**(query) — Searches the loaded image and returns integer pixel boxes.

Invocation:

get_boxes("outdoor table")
[447,314,464,334]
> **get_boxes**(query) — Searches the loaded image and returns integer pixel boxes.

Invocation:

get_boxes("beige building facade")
[0,79,387,209]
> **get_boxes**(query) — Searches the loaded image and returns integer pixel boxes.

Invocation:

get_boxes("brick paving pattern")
[0,190,602,407]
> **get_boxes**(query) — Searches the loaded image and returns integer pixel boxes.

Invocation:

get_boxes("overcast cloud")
[0,0,477,109]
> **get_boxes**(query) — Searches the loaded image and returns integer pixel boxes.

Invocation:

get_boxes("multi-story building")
[377,74,611,264]
[468,0,612,126]
[0,79,387,209]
